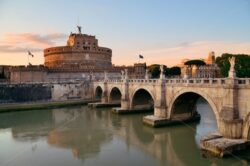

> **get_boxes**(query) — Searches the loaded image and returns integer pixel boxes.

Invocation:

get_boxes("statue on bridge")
[228,56,236,78]
[121,70,125,80]
[145,69,149,79]
[124,69,128,80]
[160,65,165,79]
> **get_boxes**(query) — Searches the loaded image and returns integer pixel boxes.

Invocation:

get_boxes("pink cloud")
[0,32,67,53]
[113,41,250,66]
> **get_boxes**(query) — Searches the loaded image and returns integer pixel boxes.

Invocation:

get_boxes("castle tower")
[206,51,216,65]
[44,27,112,69]
[192,65,198,78]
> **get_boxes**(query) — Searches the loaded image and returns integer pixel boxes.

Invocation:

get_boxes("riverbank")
[0,99,96,113]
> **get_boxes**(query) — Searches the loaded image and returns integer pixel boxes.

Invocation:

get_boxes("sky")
[0,0,250,66]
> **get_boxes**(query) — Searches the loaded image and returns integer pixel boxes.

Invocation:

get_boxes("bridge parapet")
[94,79,159,84]
[165,78,226,85]
[94,78,250,87]
[166,78,250,86]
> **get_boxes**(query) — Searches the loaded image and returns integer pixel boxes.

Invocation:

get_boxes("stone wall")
[10,70,47,83]
[0,81,93,103]
[0,84,51,103]
[9,68,121,83]
[51,81,92,100]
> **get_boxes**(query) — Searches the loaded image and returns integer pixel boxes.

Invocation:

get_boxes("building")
[44,27,112,69]
[114,63,147,79]
[179,52,221,78]
[9,27,147,83]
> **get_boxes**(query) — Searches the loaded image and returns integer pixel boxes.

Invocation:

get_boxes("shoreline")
[0,99,96,113]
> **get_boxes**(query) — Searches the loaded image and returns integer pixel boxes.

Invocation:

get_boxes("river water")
[0,99,249,166]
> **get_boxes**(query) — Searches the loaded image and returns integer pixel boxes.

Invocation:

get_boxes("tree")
[0,67,5,79]
[147,65,181,78]
[184,60,206,66]
[165,66,181,76]
[147,64,167,78]
[216,53,250,77]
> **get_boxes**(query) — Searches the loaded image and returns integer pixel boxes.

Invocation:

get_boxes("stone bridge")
[92,69,250,142]
[93,74,250,141]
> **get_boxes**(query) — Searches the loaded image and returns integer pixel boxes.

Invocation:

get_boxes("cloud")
[138,41,250,66]
[0,32,67,53]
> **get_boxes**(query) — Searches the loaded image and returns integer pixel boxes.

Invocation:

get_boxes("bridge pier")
[143,66,173,127]
[216,78,242,139]
[89,73,121,108]
[201,74,249,157]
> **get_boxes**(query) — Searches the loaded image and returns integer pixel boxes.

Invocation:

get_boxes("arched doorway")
[109,87,122,104]
[95,86,103,100]
[131,89,154,110]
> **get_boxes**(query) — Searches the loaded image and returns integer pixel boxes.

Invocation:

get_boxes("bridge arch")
[131,88,155,110]
[94,86,103,100]
[109,87,122,103]
[169,89,220,124]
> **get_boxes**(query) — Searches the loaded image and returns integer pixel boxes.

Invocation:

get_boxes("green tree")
[216,53,250,77]
[147,64,167,78]
[184,60,206,66]
[165,66,181,76]
[0,67,4,79]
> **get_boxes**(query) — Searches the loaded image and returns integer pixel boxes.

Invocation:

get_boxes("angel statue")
[228,56,236,78]
[121,70,125,79]
[160,65,164,73]
[160,65,165,79]
[229,56,235,69]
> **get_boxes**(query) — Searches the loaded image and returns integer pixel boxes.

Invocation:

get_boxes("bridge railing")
[93,78,250,86]
[165,78,227,85]
[93,79,159,84]
[127,79,159,83]
[165,78,250,86]
[237,78,250,85]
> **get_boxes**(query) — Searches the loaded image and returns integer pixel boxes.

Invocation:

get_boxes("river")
[0,99,249,166]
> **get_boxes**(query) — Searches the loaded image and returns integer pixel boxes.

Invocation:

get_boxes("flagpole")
[27,54,29,66]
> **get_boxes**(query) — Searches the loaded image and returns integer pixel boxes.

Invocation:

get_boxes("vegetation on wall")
[216,53,250,78]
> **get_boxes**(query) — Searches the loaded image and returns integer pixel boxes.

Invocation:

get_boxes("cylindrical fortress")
[44,31,112,69]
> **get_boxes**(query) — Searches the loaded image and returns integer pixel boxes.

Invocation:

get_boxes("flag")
[28,51,34,57]
[139,55,144,59]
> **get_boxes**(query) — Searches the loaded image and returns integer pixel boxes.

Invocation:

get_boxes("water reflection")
[195,97,218,145]
[0,102,249,166]
[47,108,113,160]
[0,110,54,141]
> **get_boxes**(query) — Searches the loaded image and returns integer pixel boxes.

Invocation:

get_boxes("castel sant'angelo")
[44,26,112,69]
[8,27,146,83]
